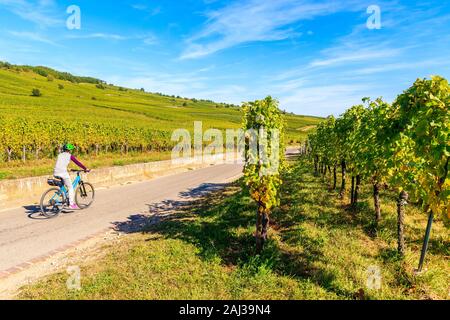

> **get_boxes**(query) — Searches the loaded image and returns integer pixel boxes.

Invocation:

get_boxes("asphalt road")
[0,163,243,273]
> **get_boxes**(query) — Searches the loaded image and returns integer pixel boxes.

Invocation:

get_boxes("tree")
[392,76,449,221]
[31,88,42,97]
[391,76,449,265]
[333,105,365,204]
[243,96,285,253]
[306,76,449,266]
[354,98,392,227]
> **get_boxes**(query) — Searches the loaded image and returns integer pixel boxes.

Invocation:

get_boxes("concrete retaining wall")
[0,153,240,210]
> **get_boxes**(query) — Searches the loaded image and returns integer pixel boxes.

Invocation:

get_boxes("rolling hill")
[0,62,321,178]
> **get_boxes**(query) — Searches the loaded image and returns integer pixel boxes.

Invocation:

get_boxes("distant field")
[0,64,321,178]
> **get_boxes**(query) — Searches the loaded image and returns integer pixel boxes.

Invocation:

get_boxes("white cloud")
[131,3,161,16]
[142,34,158,45]
[110,72,209,98]
[351,60,447,76]
[180,0,364,59]
[267,3,450,116]
[308,48,401,68]
[132,4,147,11]
[190,85,248,103]
[9,30,59,46]
[67,33,128,41]
[0,0,63,27]
[104,65,249,104]
[66,32,158,45]
[279,84,373,116]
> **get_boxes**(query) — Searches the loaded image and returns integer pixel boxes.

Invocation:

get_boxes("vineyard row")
[306,76,449,265]
[0,117,174,162]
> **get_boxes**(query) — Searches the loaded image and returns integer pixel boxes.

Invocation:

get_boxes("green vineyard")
[0,118,174,162]
[307,76,449,268]
[0,63,321,167]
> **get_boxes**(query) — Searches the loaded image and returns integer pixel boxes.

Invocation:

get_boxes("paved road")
[0,163,243,273]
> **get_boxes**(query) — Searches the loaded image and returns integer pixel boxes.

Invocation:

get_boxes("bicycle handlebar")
[70,169,91,173]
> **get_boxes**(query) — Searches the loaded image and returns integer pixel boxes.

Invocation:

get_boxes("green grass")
[0,65,321,179]
[18,158,449,300]
[0,66,320,138]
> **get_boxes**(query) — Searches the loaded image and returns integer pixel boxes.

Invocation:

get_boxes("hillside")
[0,63,321,179]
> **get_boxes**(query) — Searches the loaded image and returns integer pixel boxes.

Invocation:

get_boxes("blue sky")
[0,0,449,117]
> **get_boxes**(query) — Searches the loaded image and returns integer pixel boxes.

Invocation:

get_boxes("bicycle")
[40,170,95,218]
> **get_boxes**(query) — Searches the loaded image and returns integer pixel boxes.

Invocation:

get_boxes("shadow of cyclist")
[24,205,80,220]
[24,205,48,220]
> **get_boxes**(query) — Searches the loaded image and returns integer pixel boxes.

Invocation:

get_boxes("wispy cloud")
[350,59,448,76]
[105,64,248,104]
[131,3,162,16]
[269,3,450,116]
[67,33,128,41]
[142,34,158,45]
[278,83,378,117]
[179,0,364,59]
[66,32,158,45]
[0,0,63,27]
[273,40,404,82]
[308,47,401,68]
[9,30,60,46]
[113,74,208,97]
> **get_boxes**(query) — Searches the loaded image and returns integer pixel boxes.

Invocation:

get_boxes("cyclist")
[54,143,89,210]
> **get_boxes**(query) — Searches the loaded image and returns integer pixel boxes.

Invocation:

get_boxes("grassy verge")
[18,158,449,300]
[0,151,172,180]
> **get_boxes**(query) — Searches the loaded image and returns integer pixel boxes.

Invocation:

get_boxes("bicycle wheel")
[75,182,95,209]
[40,188,65,218]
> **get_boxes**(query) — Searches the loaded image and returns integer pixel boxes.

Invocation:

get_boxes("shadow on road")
[24,205,48,220]
[111,183,232,234]
[24,205,77,220]
[179,183,230,199]
[111,214,153,233]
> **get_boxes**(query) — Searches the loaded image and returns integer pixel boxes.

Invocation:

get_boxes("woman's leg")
[60,174,75,205]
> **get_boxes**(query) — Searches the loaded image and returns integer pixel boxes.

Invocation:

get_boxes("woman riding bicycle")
[54,144,90,210]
